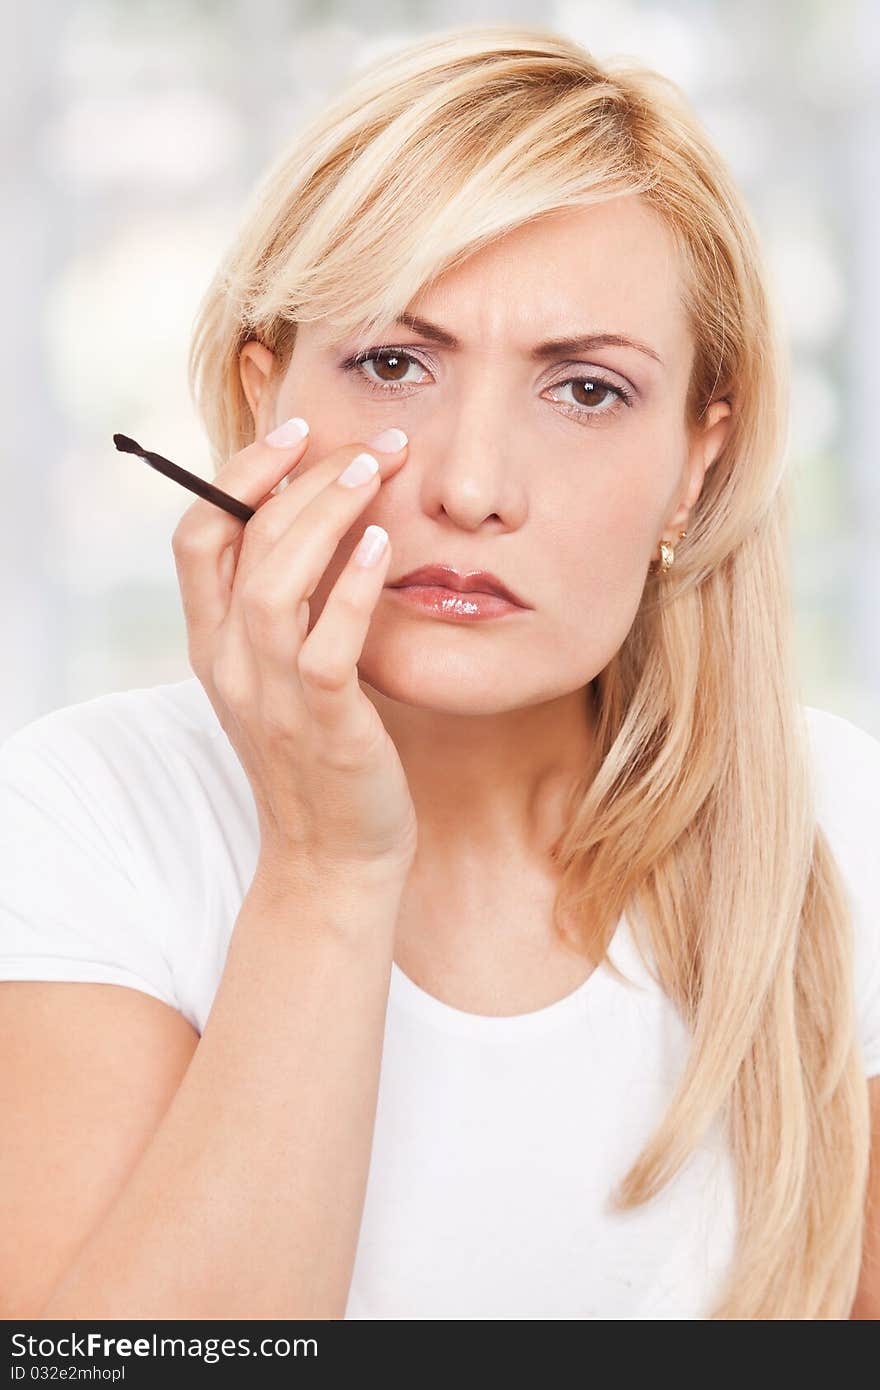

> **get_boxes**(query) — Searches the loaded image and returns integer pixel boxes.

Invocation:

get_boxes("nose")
[419,377,527,530]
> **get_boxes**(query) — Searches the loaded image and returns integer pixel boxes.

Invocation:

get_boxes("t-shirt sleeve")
[805,705,880,1079]
[0,707,180,1012]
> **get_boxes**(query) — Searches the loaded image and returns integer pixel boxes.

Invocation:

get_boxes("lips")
[387,564,529,608]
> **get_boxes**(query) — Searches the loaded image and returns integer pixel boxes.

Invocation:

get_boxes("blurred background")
[3,0,879,741]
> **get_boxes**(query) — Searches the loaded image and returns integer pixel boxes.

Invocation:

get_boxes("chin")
[356,656,529,717]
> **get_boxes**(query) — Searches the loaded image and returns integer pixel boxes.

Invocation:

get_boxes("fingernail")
[367,427,407,451]
[338,452,379,487]
[265,416,310,447]
[354,524,389,567]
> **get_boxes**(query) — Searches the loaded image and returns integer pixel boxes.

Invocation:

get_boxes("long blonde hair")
[187,24,869,1318]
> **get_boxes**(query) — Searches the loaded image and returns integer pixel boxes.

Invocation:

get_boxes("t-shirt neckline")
[388,913,632,1038]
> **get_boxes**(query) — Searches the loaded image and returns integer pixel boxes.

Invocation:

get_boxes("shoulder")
[802,703,880,895]
[802,703,880,811]
[0,677,237,1035]
[0,673,238,885]
[1,674,223,766]
[0,675,228,817]
[801,703,880,1077]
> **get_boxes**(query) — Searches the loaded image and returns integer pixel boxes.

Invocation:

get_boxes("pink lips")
[385,564,529,623]
[387,564,528,607]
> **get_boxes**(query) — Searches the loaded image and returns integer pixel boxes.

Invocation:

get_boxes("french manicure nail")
[367,427,408,451]
[265,416,310,447]
[354,524,389,567]
[338,452,379,487]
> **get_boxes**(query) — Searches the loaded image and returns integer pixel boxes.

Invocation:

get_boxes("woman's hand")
[172,421,418,886]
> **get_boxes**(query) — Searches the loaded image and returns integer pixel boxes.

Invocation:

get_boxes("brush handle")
[113,433,256,523]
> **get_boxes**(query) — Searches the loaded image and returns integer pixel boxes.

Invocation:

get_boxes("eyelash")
[338,346,635,425]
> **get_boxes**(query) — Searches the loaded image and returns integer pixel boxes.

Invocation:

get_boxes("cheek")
[541,458,662,593]
[539,459,675,659]
[573,427,685,565]
[549,525,644,663]
[513,550,632,691]
[279,356,376,441]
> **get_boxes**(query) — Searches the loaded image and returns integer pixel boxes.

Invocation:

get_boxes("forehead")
[416,195,688,360]
[300,194,691,370]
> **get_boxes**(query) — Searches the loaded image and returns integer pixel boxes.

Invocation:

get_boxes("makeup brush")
[113,433,256,523]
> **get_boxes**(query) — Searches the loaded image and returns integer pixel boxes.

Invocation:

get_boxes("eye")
[544,373,634,426]
[338,346,636,426]
[339,346,430,392]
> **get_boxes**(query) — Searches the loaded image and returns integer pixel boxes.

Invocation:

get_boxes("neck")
[360,681,598,885]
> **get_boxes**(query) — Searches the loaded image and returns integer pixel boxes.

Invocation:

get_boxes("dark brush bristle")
[113,432,141,454]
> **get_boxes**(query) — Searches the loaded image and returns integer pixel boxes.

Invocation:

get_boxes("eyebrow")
[393,311,664,367]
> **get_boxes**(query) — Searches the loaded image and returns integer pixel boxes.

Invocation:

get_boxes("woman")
[1,26,878,1321]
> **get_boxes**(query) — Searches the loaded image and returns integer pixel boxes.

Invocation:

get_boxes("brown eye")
[546,372,633,425]
[341,346,430,391]
[368,350,410,382]
[569,378,615,408]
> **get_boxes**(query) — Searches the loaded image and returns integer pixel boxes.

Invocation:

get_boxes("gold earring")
[656,529,688,574]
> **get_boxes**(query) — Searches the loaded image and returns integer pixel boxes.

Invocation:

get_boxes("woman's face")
[240,195,731,715]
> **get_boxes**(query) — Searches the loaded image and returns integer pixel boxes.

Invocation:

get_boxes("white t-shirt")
[0,676,878,1320]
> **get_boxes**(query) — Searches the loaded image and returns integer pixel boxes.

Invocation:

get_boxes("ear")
[238,340,280,439]
[663,399,733,539]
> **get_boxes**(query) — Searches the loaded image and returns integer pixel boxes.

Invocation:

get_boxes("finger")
[292,522,392,736]
[232,431,408,593]
[172,418,312,651]
[229,436,407,735]
[233,446,386,679]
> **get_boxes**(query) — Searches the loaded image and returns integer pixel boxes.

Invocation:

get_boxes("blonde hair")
[187,24,869,1318]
